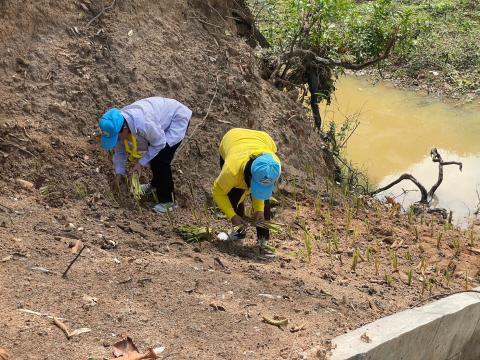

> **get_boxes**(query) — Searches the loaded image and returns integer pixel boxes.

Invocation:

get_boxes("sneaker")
[152,202,176,214]
[140,183,156,195]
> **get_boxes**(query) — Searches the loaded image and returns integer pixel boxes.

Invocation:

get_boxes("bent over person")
[99,97,192,214]
[212,128,281,248]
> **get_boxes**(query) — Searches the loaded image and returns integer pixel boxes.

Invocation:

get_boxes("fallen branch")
[53,317,71,339]
[188,17,221,29]
[62,245,87,278]
[428,148,462,198]
[371,174,428,203]
[371,148,462,205]
[53,317,91,339]
[18,308,66,320]
[86,0,116,27]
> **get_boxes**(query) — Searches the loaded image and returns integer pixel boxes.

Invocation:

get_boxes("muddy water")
[321,76,480,226]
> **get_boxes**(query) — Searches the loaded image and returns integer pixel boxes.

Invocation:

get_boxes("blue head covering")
[250,153,281,200]
[99,108,124,150]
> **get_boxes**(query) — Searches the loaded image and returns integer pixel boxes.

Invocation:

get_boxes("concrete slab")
[301,288,480,360]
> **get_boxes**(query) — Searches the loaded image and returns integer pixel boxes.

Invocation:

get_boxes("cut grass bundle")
[241,219,285,234]
[129,172,142,203]
[177,225,213,243]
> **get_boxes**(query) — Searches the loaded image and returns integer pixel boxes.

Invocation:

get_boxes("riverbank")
[368,0,480,104]
[322,75,480,227]
[358,69,480,105]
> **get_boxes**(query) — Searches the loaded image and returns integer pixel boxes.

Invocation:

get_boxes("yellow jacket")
[212,128,281,219]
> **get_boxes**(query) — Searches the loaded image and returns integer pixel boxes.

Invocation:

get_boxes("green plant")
[303,225,314,263]
[129,172,142,205]
[407,269,413,286]
[468,227,475,246]
[165,205,176,228]
[385,274,393,287]
[444,222,454,231]
[295,200,301,219]
[177,225,213,243]
[365,246,371,262]
[419,256,427,274]
[39,185,50,196]
[436,232,443,249]
[73,181,88,199]
[354,195,364,210]
[421,276,427,297]
[391,250,398,272]
[452,237,462,256]
[314,193,322,216]
[332,231,340,253]
[323,208,332,226]
[351,248,360,272]
[405,251,412,262]
[407,207,415,224]
[345,208,352,239]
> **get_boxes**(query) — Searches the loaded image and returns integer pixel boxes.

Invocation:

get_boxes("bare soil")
[0,1,479,359]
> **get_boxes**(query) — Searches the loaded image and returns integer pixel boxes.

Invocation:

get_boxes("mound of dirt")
[0,0,329,205]
[0,1,478,360]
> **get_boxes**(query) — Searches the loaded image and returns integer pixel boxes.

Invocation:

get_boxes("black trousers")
[150,142,181,203]
[219,157,271,240]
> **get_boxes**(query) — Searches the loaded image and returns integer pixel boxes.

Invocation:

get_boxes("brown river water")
[321,75,480,226]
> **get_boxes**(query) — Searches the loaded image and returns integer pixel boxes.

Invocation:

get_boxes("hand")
[254,211,264,222]
[133,162,142,175]
[231,215,247,226]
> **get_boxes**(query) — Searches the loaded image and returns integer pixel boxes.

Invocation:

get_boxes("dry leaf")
[112,338,164,359]
[113,337,139,357]
[262,315,288,328]
[360,332,371,343]
[69,327,91,336]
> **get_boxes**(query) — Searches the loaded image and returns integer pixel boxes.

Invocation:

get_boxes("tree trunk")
[306,66,322,129]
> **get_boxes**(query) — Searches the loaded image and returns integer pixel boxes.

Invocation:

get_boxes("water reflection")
[322,75,480,225]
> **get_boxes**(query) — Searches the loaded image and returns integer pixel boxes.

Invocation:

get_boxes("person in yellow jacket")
[212,128,281,246]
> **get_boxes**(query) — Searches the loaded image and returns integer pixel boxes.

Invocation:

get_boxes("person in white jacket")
[98,97,192,214]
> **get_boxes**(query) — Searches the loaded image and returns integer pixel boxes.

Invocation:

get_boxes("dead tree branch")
[86,0,116,27]
[428,147,462,198]
[371,174,429,203]
[371,148,462,205]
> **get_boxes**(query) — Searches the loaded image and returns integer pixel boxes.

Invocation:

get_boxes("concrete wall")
[302,288,480,360]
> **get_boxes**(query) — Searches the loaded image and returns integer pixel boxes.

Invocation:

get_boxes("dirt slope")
[0,1,478,359]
